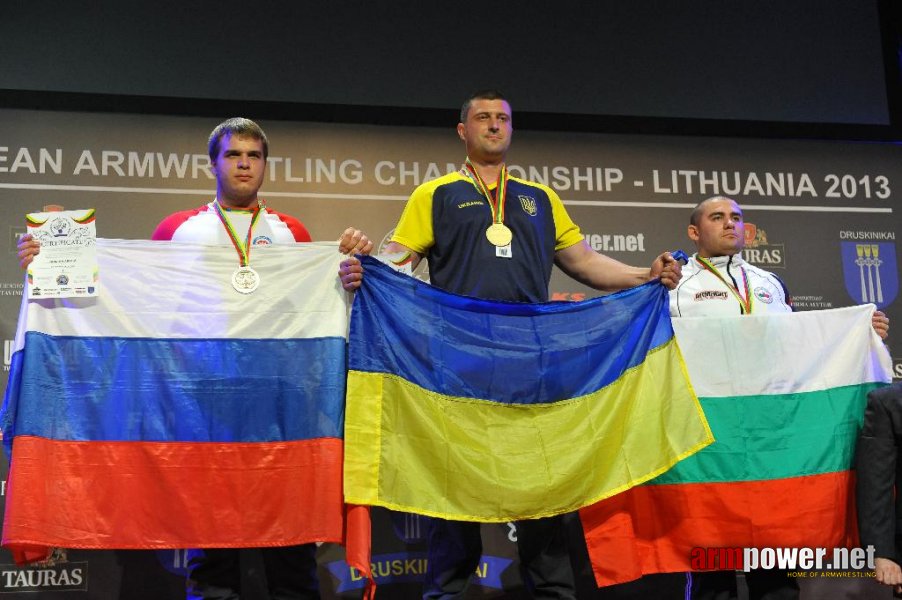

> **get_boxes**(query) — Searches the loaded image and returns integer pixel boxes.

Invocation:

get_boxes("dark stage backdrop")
[0,109,898,598]
[0,1,891,126]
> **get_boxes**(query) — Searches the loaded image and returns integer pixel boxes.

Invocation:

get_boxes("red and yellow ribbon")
[212,199,264,267]
[464,158,507,228]
[696,256,753,315]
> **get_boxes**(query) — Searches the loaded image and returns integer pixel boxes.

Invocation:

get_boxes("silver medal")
[231,266,260,294]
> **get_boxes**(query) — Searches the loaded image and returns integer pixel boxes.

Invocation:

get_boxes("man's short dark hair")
[460,90,509,123]
[690,196,739,226]
[208,118,269,161]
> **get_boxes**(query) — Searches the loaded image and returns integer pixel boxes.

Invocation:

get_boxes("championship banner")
[579,305,893,586]
[0,240,349,564]
[344,256,713,522]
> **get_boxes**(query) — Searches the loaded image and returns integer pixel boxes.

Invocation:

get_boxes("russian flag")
[344,256,713,522]
[579,305,893,586]
[1,239,349,564]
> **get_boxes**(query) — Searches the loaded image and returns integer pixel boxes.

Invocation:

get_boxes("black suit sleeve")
[856,384,902,561]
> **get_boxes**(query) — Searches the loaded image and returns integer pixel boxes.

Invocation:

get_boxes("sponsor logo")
[694,290,729,302]
[839,231,896,241]
[754,287,773,304]
[583,232,646,253]
[252,235,273,245]
[0,562,88,592]
[326,553,512,593]
[841,242,898,308]
[791,295,833,310]
[741,223,785,269]
[327,552,428,592]
[518,195,537,216]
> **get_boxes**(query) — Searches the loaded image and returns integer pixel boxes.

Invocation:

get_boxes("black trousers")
[689,569,799,600]
[423,515,576,599]
[186,546,319,600]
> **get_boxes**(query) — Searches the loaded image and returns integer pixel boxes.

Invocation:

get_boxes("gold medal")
[485,223,513,247]
[465,159,513,251]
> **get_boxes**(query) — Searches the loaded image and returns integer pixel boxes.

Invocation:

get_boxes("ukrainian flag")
[344,256,713,522]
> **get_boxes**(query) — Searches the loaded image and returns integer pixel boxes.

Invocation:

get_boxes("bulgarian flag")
[1,240,357,565]
[579,305,892,586]
[344,256,713,522]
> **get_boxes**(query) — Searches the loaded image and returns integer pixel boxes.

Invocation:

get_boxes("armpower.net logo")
[691,546,875,578]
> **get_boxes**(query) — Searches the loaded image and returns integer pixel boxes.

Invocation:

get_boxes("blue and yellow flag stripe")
[345,257,712,522]
[349,257,675,404]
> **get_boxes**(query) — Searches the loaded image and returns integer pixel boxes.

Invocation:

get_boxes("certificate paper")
[26,209,98,299]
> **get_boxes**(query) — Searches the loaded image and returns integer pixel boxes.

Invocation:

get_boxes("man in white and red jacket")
[152,119,312,247]
[19,117,371,600]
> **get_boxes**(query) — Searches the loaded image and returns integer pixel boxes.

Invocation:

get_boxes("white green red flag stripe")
[579,305,892,586]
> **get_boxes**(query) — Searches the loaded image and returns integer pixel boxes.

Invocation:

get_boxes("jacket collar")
[692,252,746,268]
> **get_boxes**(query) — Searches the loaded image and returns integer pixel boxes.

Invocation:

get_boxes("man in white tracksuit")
[670,195,889,600]
[669,196,793,319]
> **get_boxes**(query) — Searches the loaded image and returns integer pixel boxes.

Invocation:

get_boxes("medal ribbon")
[464,158,507,227]
[212,199,264,267]
[696,256,753,314]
